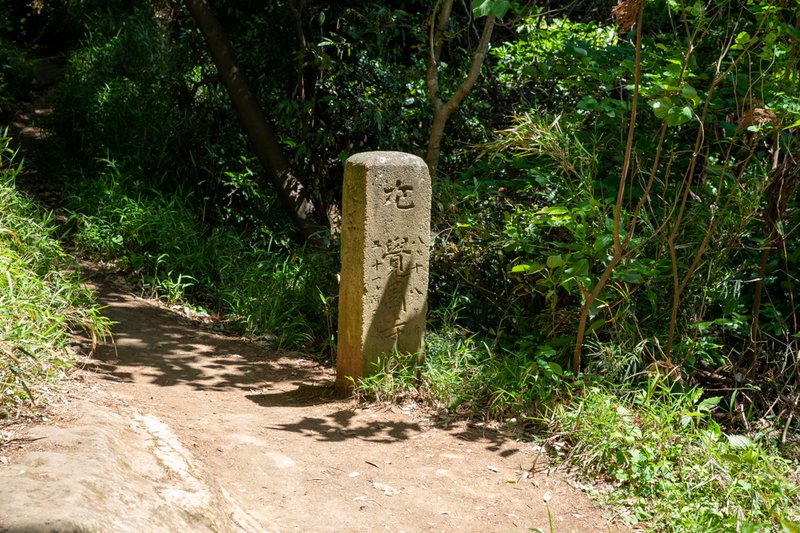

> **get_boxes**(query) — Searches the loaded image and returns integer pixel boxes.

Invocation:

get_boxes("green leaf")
[735,31,751,47]
[666,105,693,126]
[681,84,699,105]
[618,270,642,284]
[565,258,589,277]
[511,263,544,274]
[577,96,598,110]
[537,345,556,357]
[570,45,588,57]
[471,0,510,18]
[780,518,800,533]
[783,118,800,130]
[490,0,511,18]
[651,98,672,119]
[586,319,606,334]
[546,254,565,269]
[726,434,753,450]
[719,453,742,464]
[540,206,570,216]
[594,234,613,253]
[697,396,721,412]
[471,0,492,17]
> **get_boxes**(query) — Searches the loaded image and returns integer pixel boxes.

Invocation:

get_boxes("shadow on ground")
[81,276,534,456]
[263,409,421,443]
[84,278,338,401]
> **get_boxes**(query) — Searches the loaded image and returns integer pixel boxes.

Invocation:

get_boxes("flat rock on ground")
[0,279,623,532]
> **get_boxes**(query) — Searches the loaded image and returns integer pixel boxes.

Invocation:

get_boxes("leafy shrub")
[550,381,800,531]
[431,4,800,385]
[0,39,34,116]
[49,8,195,178]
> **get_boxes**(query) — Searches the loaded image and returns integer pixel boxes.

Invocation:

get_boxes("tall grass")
[0,134,110,413]
[66,160,338,352]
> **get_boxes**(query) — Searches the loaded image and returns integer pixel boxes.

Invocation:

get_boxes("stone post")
[336,152,431,393]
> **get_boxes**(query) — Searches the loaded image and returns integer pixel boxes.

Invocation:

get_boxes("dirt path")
[1,275,621,532]
[6,53,65,208]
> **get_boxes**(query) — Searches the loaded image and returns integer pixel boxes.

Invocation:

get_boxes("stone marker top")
[345,151,428,169]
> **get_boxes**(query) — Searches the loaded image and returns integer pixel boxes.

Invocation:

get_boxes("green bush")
[0,39,34,116]
[66,159,338,352]
[50,8,194,177]
[550,381,800,531]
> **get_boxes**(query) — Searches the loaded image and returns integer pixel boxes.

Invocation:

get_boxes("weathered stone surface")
[0,400,262,533]
[336,152,431,391]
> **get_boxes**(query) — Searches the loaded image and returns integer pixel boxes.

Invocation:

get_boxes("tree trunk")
[185,0,321,241]
[426,102,448,177]
[425,1,495,176]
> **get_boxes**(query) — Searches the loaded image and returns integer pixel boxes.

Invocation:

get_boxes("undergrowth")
[0,134,109,413]
[552,381,800,531]
[65,159,338,353]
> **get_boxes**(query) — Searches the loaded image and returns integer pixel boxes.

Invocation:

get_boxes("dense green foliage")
[436,5,800,378]
[66,160,337,351]
[0,4,34,116]
[0,135,109,412]
[4,0,798,529]
[553,382,799,529]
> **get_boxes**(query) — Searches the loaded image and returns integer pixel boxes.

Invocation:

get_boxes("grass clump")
[356,324,564,420]
[549,380,799,531]
[0,134,109,413]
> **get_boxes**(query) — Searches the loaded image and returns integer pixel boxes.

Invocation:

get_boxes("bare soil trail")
[1,57,622,533]
[5,53,66,209]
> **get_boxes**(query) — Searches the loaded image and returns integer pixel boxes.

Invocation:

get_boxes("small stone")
[372,481,399,496]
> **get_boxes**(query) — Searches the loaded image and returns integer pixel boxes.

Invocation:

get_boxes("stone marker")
[336,152,431,392]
